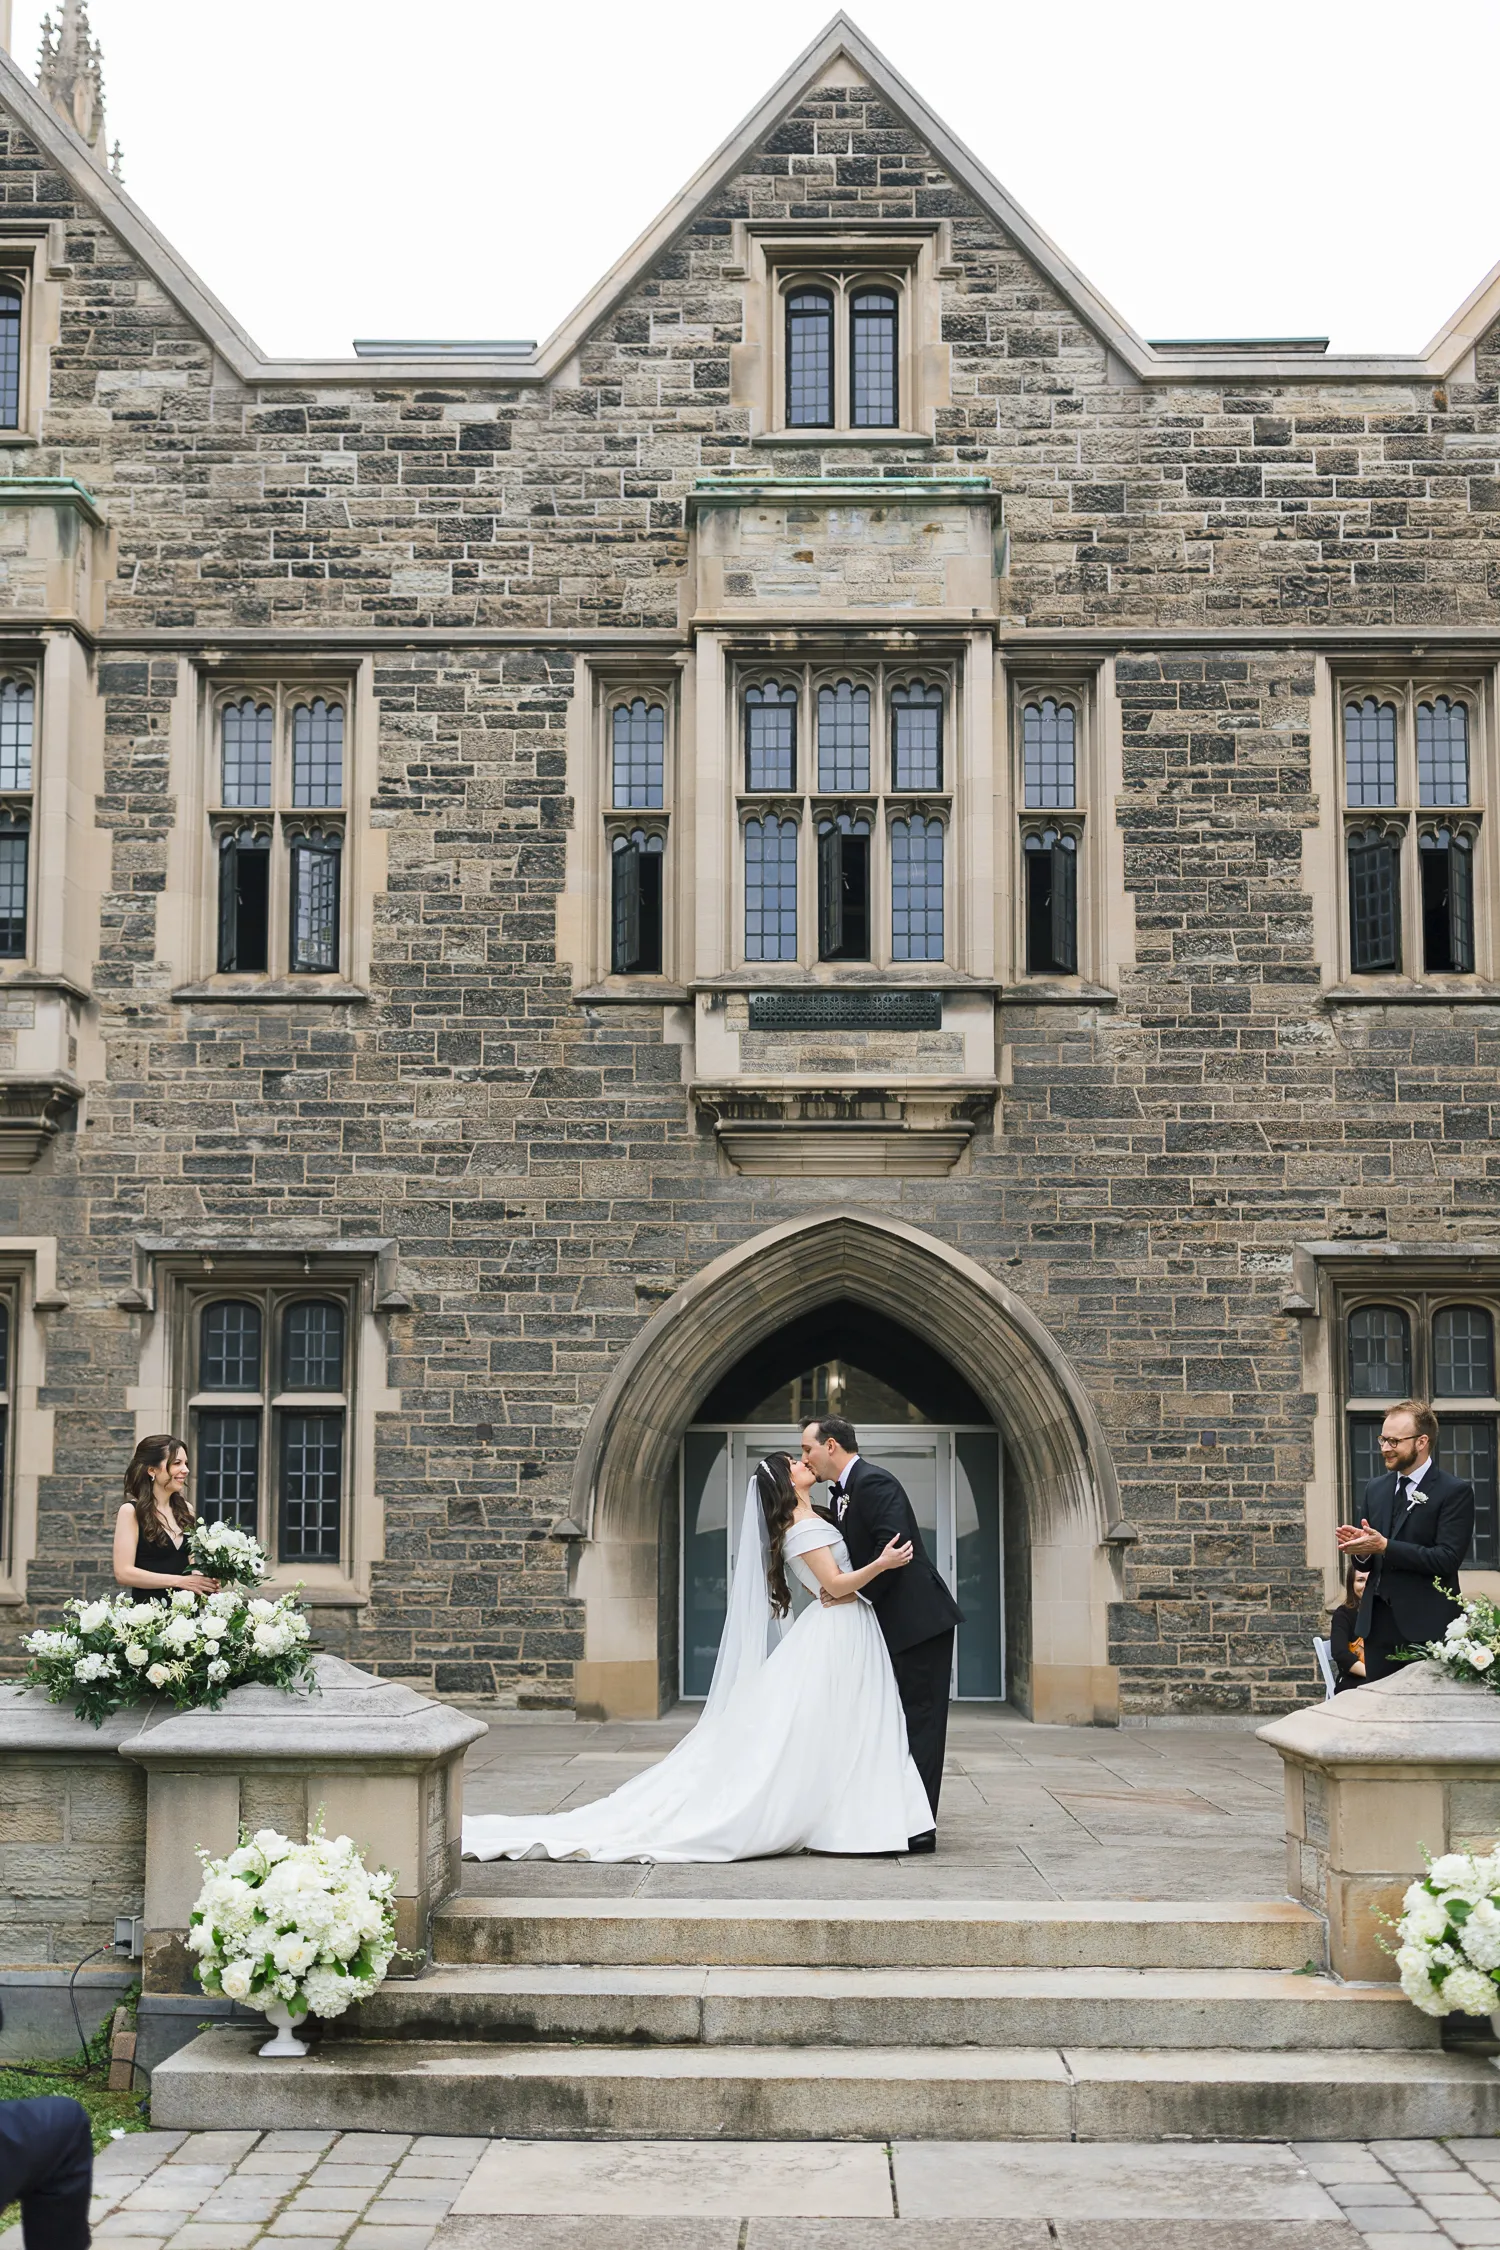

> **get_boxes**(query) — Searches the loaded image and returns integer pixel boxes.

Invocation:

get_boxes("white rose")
[170,1588,196,1611]
[1462,1899,1500,1972]
[248,1599,277,1622]
[1429,1854,1482,1892]
[1442,1964,1499,2017]
[218,1958,254,2003]
[162,1615,197,1650]
[272,1932,318,1976]
[1396,1943,1446,2013]
[251,1829,293,1862]
[1401,1893,1451,1944]
[123,1643,149,1668]
[199,1614,227,1640]
[206,1657,231,1683]
[145,1663,171,1688]
[251,1622,280,1653]
[75,1599,112,1633]
[1470,1645,1496,1671]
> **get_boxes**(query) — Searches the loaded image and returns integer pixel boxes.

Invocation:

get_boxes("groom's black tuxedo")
[1353,1463,1472,1667]
[837,1454,963,1835]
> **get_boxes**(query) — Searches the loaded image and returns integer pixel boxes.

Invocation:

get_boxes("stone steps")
[332,1962,1438,2050]
[150,2033,1500,2141]
[433,1896,1326,1970]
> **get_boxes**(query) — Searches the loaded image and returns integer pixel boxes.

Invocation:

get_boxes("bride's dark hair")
[754,1452,798,1619]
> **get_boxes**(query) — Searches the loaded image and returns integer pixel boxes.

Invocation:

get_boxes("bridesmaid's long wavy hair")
[124,1434,192,1544]
[754,1452,798,1619]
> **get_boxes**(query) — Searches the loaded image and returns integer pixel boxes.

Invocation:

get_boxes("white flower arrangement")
[188,1518,269,1589]
[188,1822,398,2031]
[1394,1849,1500,2018]
[23,1585,313,1726]
[1413,1592,1500,1688]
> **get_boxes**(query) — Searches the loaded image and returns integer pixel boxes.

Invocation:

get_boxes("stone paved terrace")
[85,2128,1500,2249]
[456,1707,1291,1900]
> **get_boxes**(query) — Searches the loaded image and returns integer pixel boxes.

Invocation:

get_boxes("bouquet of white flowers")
[188,1518,268,1588]
[23,1586,313,1726]
[1414,1592,1500,1690]
[188,1822,398,2050]
[1394,1849,1500,2019]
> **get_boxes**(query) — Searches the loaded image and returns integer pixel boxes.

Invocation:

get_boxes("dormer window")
[779,273,902,434]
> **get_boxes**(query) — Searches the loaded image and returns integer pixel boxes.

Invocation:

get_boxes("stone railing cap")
[1258,1660,1500,1763]
[0,1681,164,1752]
[117,1654,488,1765]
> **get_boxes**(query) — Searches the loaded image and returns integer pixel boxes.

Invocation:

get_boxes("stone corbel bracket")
[0,1073,81,1172]
[691,1081,997,1178]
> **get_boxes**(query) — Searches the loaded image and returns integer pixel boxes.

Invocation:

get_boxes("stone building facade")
[0,11,1497,1721]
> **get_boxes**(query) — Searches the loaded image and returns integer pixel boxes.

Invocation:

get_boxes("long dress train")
[461,1517,932,1862]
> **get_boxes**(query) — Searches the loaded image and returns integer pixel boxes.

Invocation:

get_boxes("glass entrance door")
[679,1424,1003,1700]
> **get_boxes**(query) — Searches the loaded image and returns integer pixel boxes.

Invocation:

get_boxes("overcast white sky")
[12,0,1500,361]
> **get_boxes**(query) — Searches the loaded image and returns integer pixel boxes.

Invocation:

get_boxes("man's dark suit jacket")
[1353,1464,1474,1647]
[838,1454,964,1656]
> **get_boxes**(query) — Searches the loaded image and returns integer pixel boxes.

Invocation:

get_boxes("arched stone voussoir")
[568,1210,1125,1727]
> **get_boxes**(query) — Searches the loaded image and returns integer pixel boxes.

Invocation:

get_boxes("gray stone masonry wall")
[0,80,1499,1710]
[0,1752,145,1962]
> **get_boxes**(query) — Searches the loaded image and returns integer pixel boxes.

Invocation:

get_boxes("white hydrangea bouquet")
[188,1822,398,2057]
[1394,1850,1500,2022]
[188,1518,268,1588]
[1413,1592,1500,1690]
[23,1585,313,1726]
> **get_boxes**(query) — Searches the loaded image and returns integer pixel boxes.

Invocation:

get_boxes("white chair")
[1313,1635,1339,1701]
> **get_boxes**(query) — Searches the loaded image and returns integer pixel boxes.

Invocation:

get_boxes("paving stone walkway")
[457,1707,1290,1900]
[86,2130,1500,2249]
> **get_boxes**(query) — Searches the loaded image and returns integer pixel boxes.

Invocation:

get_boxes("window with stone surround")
[181,1278,359,1570]
[0,674,34,962]
[1338,679,1488,981]
[1014,683,1095,981]
[603,687,673,977]
[211,684,348,978]
[737,662,952,970]
[1340,1287,1500,1568]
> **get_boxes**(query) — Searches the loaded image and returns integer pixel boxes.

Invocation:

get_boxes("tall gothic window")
[0,676,35,961]
[1019,694,1083,976]
[214,689,348,977]
[745,814,798,962]
[1341,1293,1499,1568]
[780,273,905,435]
[193,1290,351,1564]
[745,681,798,791]
[1342,686,1482,979]
[817,680,870,792]
[891,680,942,790]
[850,289,898,426]
[786,289,834,428]
[891,815,943,961]
[0,283,22,430]
[611,829,664,974]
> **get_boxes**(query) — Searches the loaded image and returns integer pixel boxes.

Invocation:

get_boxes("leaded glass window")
[745,815,797,961]
[280,1415,343,1561]
[850,288,897,427]
[611,828,663,975]
[200,1301,262,1391]
[1418,697,1470,807]
[0,814,27,959]
[1344,698,1398,808]
[745,682,797,791]
[290,831,341,974]
[291,699,344,808]
[1348,828,1402,973]
[817,680,870,792]
[1435,1307,1495,1399]
[1347,1305,1411,1398]
[891,681,942,790]
[197,1414,260,1534]
[786,289,834,428]
[221,699,272,808]
[1023,699,1076,809]
[0,285,21,430]
[0,680,34,791]
[611,698,665,809]
[1024,827,1078,974]
[217,828,270,974]
[1442,1418,1499,1568]
[891,815,943,961]
[817,812,870,961]
[1420,828,1475,974]
[283,1300,345,1392]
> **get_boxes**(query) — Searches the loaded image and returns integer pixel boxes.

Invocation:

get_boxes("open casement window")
[778,271,903,434]
[1341,1293,1500,1569]
[211,688,347,976]
[599,686,672,980]
[610,828,664,974]
[1016,689,1089,981]
[0,675,35,961]
[189,1286,355,1567]
[1340,685,1485,979]
[736,663,953,970]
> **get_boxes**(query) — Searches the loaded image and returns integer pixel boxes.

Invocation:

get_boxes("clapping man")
[1336,1400,1474,1681]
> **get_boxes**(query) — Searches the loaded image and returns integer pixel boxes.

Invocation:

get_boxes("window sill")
[261,1576,368,1608]
[0,969,93,1003]
[574,979,691,1005]
[751,429,936,447]
[171,980,369,1005]
[1000,981,1119,1007]
[1324,981,1500,1006]
[690,971,1000,993]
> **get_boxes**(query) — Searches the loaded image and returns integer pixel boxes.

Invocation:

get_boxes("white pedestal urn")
[1258,1660,1500,1981]
[118,1654,487,1997]
[258,2002,310,2059]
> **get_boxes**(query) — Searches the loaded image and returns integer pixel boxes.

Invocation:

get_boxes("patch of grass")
[0,2060,147,2142]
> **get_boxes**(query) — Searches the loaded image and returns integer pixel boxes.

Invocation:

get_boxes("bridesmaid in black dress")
[112,1434,219,1603]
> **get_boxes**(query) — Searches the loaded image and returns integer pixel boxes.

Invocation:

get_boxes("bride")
[462,1452,934,1862]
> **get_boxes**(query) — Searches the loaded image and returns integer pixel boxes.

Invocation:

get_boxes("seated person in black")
[112,1434,219,1604]
[1329,1559,1368,1691]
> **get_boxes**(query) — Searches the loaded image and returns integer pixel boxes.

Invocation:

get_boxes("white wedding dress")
[461,1506,933,1863]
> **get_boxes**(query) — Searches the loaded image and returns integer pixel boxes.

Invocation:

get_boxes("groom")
[801,1415,963,1854]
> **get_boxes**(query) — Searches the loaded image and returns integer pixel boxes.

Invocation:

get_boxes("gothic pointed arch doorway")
[567,1211,1126,1727]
